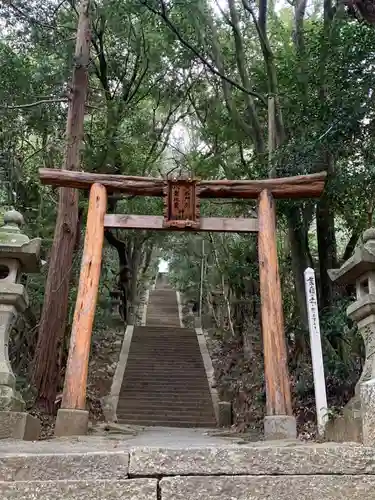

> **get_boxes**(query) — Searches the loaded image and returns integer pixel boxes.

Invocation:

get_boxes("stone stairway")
[116,278,216,427]
[145,278,181,327]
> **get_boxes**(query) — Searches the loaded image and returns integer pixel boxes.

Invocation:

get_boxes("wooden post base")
[264,415,297,440]
[54,408,89,437]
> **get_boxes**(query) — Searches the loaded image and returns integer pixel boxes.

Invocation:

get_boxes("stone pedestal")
[328,228,375,443]
[361,378,375,446]
[100,395,117,423]
[325,404,362,443]
[0,285,27,410]
[348,296,375,396]
[0,411,40,440]
[55,409,89,437]
[218,401,232,427]
[0,210,43,440]
[264,415,297,440]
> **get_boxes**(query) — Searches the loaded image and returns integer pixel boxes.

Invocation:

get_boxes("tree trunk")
[316,0,337,312]
[32,0,91,413]
[316,183,337,311]
[127,248,142,324]
[287,206,311,329]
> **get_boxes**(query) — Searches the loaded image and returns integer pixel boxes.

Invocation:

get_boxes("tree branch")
[104,229,129,267]
[3,0,75,31]
[228,0,264,152]
[342,228,360,261]
[0,98,68,109]
[140,0,266,106]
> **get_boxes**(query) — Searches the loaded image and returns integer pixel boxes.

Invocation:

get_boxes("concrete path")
[0,426,248,454]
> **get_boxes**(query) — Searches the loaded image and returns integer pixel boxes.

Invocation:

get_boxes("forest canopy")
[0,0,373,429]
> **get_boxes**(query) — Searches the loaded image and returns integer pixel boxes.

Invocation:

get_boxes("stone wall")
[1,443,375,499]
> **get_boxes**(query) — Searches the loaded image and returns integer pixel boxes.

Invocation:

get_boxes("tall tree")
[32,0,91,412]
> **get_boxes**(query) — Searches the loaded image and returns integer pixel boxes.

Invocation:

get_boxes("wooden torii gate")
[39,167,326,435]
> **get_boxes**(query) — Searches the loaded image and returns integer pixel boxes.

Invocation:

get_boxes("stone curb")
[0,451,129,481]
[0,479,156,499]
[195,328,220,424]
[2,445,375,481]
[1,474,375,499]
[160,475,375,500]
[1,446,375,499]
[101,325,134,422]
[129,445,375,476]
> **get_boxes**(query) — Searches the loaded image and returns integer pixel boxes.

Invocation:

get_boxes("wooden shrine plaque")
[163,178,200,229]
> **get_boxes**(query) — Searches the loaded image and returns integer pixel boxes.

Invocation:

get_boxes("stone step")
[126,346,202,351]
[119,385,211,392]
[119,397,212,404]
[146,314,180,318]
[129,347,199,353]
[121,374,209,384]
[123,361,206,367]
[130,337,194,342]
[116,399,215,409]
[131,328,192,334]
[147,310,179,313]
[1,444,374,480]
[122,372,208,379]
[1,445,375,499]
[116,407,215,418]
[123,360,204,366]
[128,350,198,355]
[144,325,182,328]
[122,371,207,377]
[129,341,199,347]
[128,340,199,345]
[129,341,199,346]
[146,305,178,308]
[117,401,214,419]
[120,389,212,396]
[124,360,205,366]
[132,336,191,339]
[127,349,200,354]
[121,384,210,390]
[117,417,215,427]
[127,353,202,359]
[0,480,155,499]
[121,375,209,383]
[145,321,181,325]
[117,399,215,409]
[130,336,197,340]
[144,304,181,309]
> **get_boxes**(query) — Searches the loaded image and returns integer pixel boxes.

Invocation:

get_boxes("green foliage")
[0,0,372,420]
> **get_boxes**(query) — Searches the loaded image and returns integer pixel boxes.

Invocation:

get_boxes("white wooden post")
[304,267,328,437]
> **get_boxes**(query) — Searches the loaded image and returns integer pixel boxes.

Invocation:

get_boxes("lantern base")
[0,411,40,440]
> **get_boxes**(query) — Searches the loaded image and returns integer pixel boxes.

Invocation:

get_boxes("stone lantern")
[328,228,375,444]
[0,209,43,440]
